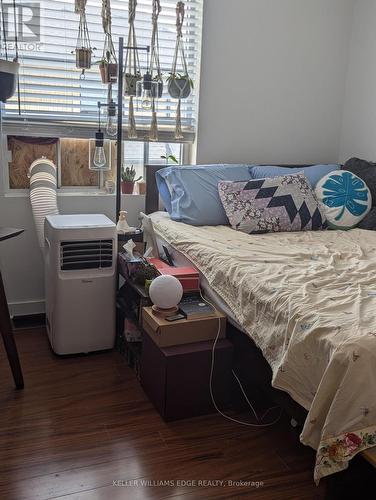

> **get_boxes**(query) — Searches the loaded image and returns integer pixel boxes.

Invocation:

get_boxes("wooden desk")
[0,227,24,389]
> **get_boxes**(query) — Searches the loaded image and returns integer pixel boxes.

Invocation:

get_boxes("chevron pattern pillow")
[218,173,327,234]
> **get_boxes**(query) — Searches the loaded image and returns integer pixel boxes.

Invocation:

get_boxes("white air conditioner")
[44,214,117,355]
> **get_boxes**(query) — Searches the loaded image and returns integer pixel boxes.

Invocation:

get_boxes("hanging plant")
[124,0,142,96]
[0,0,20,104]
[148,0,163,141]
[0,59,19,103]
[169,2,192,139]
[124,0,141,139]
[74,0,92,76]
[99,0,117,84]
[167,71,193,99]
[150,0,163,98]
[168,2,193,100]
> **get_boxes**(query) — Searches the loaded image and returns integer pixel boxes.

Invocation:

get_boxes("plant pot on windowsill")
[168,76,192,99]
[76,47,92,70]
[0,59,19,103]
[121,181,135,194]
[99,61,118,84]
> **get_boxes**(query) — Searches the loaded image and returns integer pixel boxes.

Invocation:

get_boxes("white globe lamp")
[149,275,183,317]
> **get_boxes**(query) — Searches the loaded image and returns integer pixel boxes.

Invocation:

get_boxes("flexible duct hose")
[29,158,59,250]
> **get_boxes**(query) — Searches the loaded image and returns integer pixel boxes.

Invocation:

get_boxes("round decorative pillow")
[315,170,372,229]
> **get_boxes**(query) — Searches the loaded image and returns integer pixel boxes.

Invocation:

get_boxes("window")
[5,135,182,190]
[2,0,203,142]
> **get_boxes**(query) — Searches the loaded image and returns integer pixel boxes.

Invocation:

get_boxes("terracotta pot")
[99,62,118,84]
[136,180,146,195]
[121,181,135,194]
[0,59,19,103]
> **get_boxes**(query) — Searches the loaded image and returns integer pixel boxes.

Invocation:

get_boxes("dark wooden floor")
[0,328,372,500]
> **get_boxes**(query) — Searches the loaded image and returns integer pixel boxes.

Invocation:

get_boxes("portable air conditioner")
[44,214,117,355]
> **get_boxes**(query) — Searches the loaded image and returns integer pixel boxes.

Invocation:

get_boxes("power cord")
[201,291,282,427]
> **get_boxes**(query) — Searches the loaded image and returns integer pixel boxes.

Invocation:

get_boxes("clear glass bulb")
[106,114,117,137]
[142,90,152,110]
[93,146,106,168]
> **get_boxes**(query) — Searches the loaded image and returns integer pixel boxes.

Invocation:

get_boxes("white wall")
[196,0,355,165]
[339,0,376,162]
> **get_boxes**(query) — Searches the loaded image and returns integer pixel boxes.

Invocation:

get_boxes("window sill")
[3,190,145,198]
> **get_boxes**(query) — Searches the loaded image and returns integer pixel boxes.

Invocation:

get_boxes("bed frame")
[144,163,314,421]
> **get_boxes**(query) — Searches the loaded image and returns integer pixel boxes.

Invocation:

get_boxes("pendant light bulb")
[106,114,117,137]
[106,99,117,137]
[93,131,106,169]
[142,90,153,110]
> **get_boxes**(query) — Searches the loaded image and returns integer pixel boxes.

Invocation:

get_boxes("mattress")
[149,211,376,482]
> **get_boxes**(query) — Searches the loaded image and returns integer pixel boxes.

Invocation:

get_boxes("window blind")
[2,0,202,142]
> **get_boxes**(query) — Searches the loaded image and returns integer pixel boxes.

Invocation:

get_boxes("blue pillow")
[249,164,340,187]
[156,165,252,225]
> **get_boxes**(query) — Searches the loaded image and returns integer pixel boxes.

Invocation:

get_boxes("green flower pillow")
[315,170,372,229]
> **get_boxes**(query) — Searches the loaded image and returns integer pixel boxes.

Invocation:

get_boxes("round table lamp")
[149,275,183,318]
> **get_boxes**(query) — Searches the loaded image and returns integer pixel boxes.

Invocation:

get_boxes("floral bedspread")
[150,212,376,482]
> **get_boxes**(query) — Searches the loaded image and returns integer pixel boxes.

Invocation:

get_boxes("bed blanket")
[150,212,376,482]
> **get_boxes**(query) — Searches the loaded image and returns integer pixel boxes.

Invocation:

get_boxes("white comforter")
[150,212,376,482]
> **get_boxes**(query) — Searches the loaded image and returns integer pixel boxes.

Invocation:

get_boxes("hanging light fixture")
[90,102,109,170]
[136,47,159,111]
[106,85,117,137]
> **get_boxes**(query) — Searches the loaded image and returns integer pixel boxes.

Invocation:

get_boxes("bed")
[144,164,376,483]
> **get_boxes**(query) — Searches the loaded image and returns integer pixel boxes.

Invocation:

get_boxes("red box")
[158,267,200,292]
[147,259,200,292]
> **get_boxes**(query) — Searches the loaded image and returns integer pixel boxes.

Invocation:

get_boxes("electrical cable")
[200,290,282,428]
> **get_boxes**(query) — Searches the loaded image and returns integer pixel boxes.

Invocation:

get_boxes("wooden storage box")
[141,333,233,421]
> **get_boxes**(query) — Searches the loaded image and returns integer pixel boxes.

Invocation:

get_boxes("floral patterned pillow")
[218,173,327,234]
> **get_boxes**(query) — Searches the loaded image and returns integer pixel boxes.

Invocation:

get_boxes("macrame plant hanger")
[75,0,92,78]
[0,0,21,109]
[124,0,141,139]
[101,0,117,85]
[149,0,162,141]
[170,1,192,140]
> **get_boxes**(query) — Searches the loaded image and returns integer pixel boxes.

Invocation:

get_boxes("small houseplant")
[161,154,179,164]
[167,72,193,99]
[121,165,142,194]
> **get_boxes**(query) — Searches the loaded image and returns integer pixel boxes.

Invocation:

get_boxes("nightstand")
[140,313,233,421]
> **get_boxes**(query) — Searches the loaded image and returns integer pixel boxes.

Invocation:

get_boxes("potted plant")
[74,2,93,75]
[98,52,117,84]
[76,47,92,70]
[0,59,20,103]
[167,72,193,99]
[121,165,142,194]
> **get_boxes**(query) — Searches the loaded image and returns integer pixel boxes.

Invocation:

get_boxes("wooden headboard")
[145,164,317,215]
